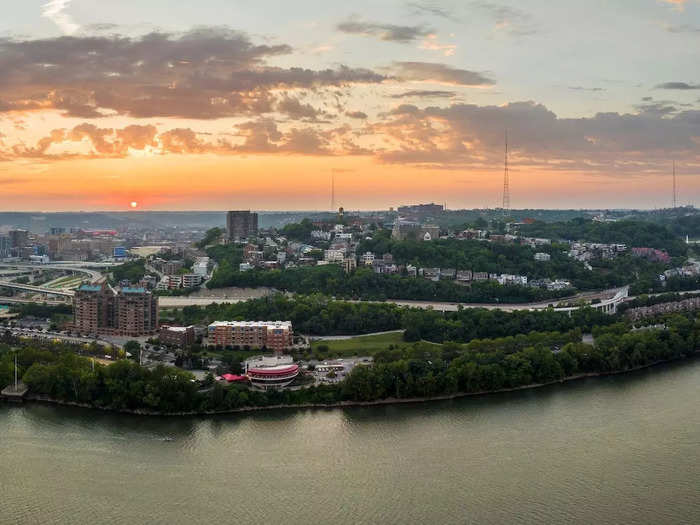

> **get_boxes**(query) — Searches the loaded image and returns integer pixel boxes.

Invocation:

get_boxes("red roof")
[221,373,247,382]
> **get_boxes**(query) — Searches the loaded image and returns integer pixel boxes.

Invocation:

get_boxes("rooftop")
[78,284,103,292]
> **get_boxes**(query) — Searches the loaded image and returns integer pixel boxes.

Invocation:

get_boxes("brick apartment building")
[73,284,158,337]
[159,325,196,347]
[206,321,293,352]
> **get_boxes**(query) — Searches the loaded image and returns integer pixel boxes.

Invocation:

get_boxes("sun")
[130,201,138,208]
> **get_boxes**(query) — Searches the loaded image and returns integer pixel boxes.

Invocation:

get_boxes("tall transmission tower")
[502,130,510,211]
[672,160,677,209]
[331,173,335,212]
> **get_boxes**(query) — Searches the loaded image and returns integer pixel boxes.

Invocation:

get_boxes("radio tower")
[502,130,510,212]
[331,173,335,212]
[672,161,677,209]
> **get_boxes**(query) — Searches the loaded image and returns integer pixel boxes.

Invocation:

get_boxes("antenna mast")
[331,173,335,212]
[502,130,510,212]
[673,161,677,209]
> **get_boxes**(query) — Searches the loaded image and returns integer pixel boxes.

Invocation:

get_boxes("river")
[2,360,700,524]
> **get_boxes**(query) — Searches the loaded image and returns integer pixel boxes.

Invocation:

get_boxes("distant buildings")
[391,220,440,241]
[631,247,671,264]
[0,235,9,258]
[73,284,158,337]
[226,210,258,242]
[534,252,551,261]
[397,203,444,216]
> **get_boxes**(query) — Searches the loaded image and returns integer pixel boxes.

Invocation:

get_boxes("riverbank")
[7,352,698,417]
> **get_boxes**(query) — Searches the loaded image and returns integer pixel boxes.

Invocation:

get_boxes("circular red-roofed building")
[244,356,299,390]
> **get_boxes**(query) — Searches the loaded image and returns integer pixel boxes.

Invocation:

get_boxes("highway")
[158,286,630,314]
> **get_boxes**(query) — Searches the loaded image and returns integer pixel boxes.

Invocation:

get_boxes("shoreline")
[6,353,698,417]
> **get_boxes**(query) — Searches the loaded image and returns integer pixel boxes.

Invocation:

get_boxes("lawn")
[310,331,408,358]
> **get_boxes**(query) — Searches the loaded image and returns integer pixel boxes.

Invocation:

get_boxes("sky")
[0,0,698,211]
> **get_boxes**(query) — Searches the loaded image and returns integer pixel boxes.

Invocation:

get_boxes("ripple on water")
[1,359,700,524]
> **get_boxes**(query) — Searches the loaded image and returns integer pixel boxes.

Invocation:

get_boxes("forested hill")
[517,218,687,256]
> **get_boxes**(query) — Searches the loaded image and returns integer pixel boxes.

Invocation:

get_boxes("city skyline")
[1,0,699,210]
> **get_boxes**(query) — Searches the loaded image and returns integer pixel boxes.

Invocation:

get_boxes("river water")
[2,360,700,524]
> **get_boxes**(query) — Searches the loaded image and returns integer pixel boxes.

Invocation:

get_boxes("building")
[397,203,444,216]
[8,230,28,256]
[342,257,357,273]
[193,257,210,277]
[244,355,299,390]
[392,220,440,241]
[324,249,345,262]
[159,325,195,347]
[114,287,159,337]
[73,284,158,337]
[534,252,551,262]
[226,210,258,242]
[361,251,375,265]
[206,321,293,352]
[0,235,10,258]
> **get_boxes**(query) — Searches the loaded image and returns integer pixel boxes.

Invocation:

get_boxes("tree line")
[4,312,698,413]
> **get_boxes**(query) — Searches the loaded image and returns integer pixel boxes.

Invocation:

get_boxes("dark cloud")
[345,111,368,119]
[370,101,700,171]
[391,62,494,86]
[0,27,385,119]
[337,18,431,43]
[277,96,326,120]
[390,89,456,98]
[405,1,454,19]
[655,82,700,90]
[666,24,700,34]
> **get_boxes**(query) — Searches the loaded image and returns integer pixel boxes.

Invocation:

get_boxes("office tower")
[226,210,258,242]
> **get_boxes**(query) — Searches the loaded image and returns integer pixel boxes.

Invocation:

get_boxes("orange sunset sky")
[1,0,698,211]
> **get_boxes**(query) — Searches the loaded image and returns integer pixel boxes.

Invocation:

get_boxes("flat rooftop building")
[206,320,293,352]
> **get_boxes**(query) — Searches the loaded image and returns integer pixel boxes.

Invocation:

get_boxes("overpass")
[0,281,76,297]
[0,263,103,281]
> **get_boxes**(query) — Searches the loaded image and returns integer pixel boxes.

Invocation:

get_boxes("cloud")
[419,35,457,56]
[277,96,327,121]
[666,24,700,34]
[346,111,368,119]
[369,101,700,172]
[0,28,385,119]
[42,0,80,35]
[656,82,700,90]
[568,86,605,92]
[391,61,494,86]
[661,0,688,10]
[337,18,431,43]
[471,2,537,36]
[406,1,454,19]
[390,89,457,98]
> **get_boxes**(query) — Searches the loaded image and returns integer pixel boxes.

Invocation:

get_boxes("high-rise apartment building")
[73,284,158,336]
[226,210,258,242]
[0,235,10,258]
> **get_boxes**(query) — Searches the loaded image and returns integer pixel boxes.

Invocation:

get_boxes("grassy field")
[310,332,409,358]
